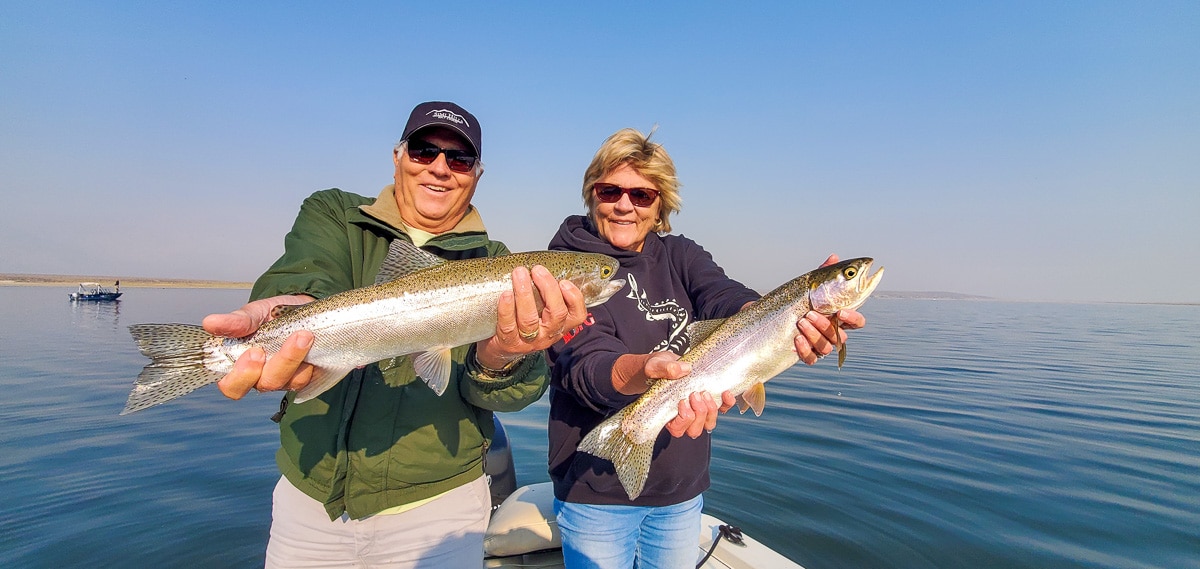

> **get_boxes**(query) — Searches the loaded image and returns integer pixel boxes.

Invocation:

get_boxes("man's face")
[393,127,481,234]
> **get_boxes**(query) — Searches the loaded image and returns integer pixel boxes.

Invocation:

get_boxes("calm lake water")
[1,286,1197,568]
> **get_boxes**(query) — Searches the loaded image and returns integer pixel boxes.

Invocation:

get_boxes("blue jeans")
[554,495,703,569]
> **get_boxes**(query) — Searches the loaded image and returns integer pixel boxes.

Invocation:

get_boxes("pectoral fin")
[833,311,846,369]
[735,382,767,416]
[413,348,453,395]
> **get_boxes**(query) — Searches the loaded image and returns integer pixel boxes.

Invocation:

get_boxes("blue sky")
[2,1,1197,303]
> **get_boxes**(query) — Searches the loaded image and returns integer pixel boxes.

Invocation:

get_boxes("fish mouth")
[845,261,884,311]
[585,279,626,307]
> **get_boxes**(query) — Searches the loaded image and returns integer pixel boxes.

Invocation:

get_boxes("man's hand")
[201,294,317,399]
[475,265,588,369]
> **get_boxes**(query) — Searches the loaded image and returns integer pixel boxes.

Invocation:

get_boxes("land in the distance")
[0,273,979,298]
[0,273,253,289]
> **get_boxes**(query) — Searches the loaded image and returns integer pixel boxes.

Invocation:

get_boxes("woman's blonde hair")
[581,128,681,233]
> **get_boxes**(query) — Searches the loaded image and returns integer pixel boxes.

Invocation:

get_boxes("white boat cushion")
[484,482,561,556]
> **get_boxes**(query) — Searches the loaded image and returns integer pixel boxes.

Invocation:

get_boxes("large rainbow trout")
[123,239,624,415]
[578,257,883,499]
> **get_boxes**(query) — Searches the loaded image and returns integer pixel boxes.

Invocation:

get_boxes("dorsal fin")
[376,239,446,284]
[684,318,726,348]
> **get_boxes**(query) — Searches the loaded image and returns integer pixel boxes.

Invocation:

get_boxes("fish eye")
[601,266,613,278]
[843,267,858,279]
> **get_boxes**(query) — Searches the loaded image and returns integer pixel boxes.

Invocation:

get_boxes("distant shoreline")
[0,273,252,290]
[3,274,1194,305]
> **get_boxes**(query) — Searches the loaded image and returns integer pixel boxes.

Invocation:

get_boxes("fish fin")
[833,311,846,369]
[736,383,767,416]
[269,304,300,320]
[123,324,224,414]
[413,348,452,396]
[375,239,446,284]
[577,409,655,500]
[292,366,356,404]
[684,318,726,348]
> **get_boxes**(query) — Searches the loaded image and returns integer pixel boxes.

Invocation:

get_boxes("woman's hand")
[640,351,736,439]
[794,254,867,365]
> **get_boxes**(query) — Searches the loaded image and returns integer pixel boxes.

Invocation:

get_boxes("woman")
[545,128,865,568]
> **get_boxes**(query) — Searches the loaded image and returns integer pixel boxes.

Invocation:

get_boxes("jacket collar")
[355,185,490,251]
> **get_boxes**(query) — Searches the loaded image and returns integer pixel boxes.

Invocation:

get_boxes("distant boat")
[69,281,122,301]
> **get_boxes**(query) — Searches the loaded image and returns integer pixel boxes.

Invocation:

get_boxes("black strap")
[269,396,289,423]
[696,524,744,568]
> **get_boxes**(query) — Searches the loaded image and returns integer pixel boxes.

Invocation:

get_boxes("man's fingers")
[202,310,255,337]
[202,294,315,337]
[510,267,541,340]
[530,266,569,333]
[217,348,265,400]
[495,290,519,340]
[559,280,587,331]
[258,331,315,391]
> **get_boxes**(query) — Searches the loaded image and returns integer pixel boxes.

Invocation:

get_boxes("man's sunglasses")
[406,140,478,173]
[592,183,660,207]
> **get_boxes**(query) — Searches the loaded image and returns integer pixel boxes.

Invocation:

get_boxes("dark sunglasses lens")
[408,142,476,172]
[407,144,439,165]
[628,189,656,207]
[594,184,623,203]
[444,151,477,173]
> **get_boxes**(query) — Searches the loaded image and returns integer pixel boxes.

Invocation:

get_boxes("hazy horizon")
[3,2,1197,304]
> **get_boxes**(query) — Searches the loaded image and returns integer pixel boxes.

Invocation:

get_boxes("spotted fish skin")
[577,258,884,500]
[122,240,625,415]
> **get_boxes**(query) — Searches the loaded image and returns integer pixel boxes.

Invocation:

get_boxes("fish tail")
[122,324,225,415]
[577,409,655,500]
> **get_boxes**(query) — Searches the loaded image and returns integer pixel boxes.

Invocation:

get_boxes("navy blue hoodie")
[546,215,761,506]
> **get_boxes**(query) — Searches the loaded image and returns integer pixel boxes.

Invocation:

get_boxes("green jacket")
[250,186,549,520]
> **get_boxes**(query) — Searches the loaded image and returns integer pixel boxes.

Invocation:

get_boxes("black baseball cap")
[401,101,482,157]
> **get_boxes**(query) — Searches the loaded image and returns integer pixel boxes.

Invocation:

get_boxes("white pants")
[264,475,491,569]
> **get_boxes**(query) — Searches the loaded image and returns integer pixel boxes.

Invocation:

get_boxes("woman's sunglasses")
[592,183,660,207]
[406,140,478,173]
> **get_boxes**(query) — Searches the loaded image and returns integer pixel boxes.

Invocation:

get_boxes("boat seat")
[484,482,560,557]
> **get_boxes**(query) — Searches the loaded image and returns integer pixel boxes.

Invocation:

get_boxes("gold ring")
[519,329,539,341]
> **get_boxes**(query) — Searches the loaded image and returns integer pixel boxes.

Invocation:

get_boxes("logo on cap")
[426,109,469,127]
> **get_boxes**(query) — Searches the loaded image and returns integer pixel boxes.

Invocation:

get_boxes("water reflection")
[69,297,122,330]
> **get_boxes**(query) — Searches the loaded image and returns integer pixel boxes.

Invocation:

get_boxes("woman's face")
[591,162,660,252]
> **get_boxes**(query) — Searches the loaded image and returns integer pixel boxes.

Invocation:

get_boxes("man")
[202,101,585,568]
